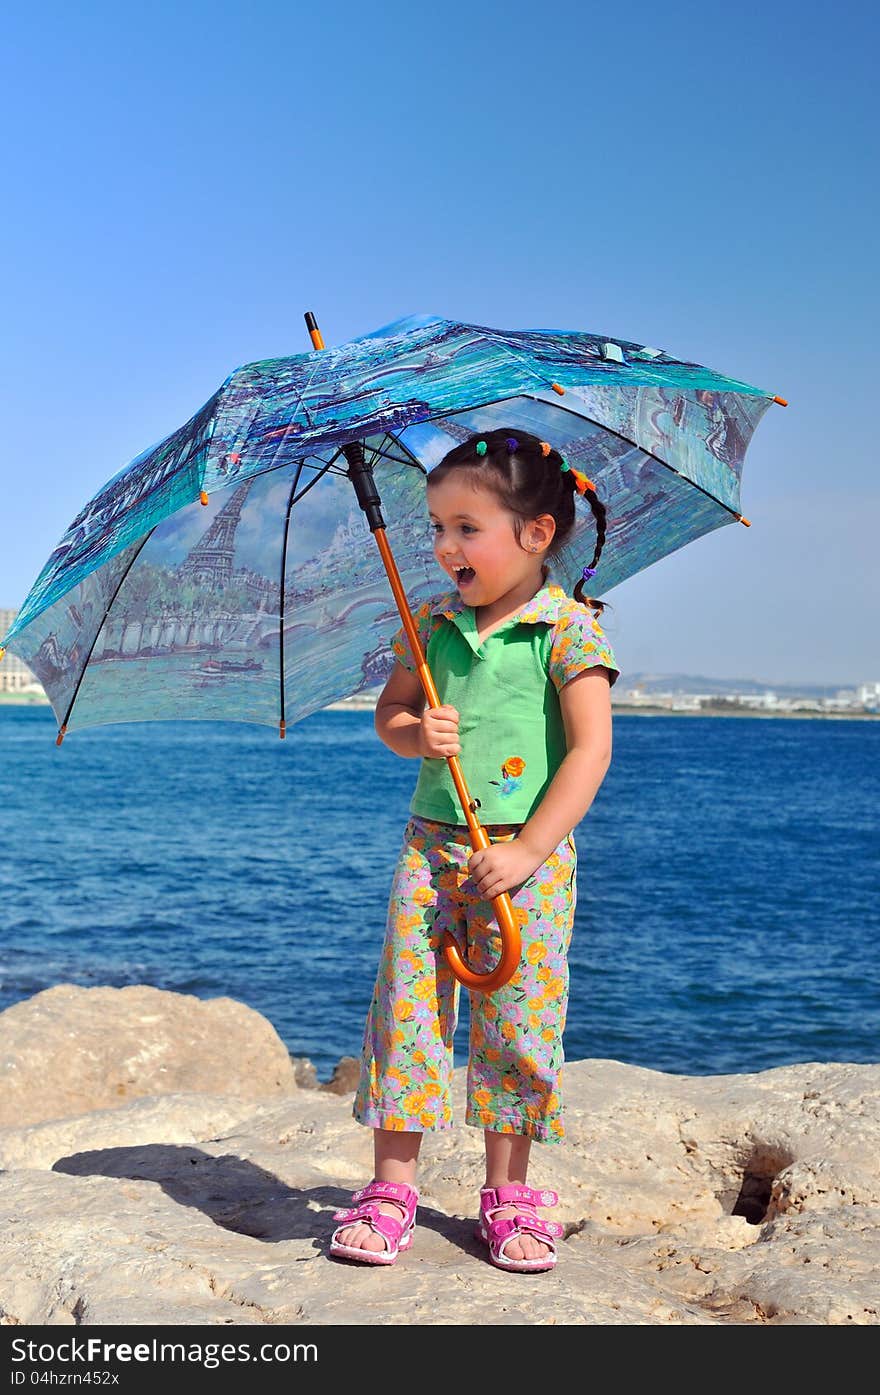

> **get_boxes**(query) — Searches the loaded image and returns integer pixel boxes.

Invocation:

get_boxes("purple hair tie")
[505,437,519,453]
[581,565,597,580]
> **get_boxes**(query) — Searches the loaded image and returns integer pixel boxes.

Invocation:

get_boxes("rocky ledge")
[0,984,877,1326]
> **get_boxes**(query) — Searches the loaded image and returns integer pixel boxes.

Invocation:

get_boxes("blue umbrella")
[0,310,785,988]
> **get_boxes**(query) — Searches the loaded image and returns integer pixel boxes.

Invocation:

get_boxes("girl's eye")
[431,524,476,533]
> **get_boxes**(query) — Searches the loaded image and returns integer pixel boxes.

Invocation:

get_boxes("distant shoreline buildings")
[2,606,878,716]
[0,609,41,696]
[611,679,880,718]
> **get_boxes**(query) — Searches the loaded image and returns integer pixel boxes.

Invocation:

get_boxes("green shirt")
[390,577,620,827]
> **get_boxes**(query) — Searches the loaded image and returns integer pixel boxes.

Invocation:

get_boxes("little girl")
[330,428,620,1273]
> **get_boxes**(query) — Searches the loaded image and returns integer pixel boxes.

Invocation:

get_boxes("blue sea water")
[0,705,877,1080]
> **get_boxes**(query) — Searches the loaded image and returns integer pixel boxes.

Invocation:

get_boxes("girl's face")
[427,474,554,607]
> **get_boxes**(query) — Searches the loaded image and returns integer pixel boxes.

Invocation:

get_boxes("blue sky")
[1,0,876,686]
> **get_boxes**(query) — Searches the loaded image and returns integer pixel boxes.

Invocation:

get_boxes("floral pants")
[352,814,577,1143]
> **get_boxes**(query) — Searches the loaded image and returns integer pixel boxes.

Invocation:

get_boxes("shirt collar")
[431,572,571,628]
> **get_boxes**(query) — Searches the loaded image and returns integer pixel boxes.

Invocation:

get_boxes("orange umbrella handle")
[372,527,521,994]
[306,310,521,994]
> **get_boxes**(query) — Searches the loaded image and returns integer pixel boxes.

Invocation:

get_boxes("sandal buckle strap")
[352,1180,419,1209]
[480,1184,558,1210]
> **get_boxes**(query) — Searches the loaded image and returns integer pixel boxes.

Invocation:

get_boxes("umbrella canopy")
[1,312,782,736]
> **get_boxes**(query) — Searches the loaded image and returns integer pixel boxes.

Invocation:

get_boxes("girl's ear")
[530,513,557,549]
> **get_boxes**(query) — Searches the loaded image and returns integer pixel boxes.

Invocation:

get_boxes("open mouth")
[454,566,476,586]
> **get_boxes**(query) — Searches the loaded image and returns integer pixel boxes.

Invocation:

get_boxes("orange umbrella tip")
[304,310,325,351]
[279,719,286,739]
[55,724,67,746]
[738,514,752,527]
[551,382,565,396]
[773,395,788,407]
[0,647,5,663]
[199,490,209,506]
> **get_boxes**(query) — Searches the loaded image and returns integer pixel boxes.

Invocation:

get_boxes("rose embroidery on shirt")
[489,755,526,800]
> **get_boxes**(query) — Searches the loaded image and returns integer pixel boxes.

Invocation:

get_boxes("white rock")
[0,987,877,1325]
[0,984,297,1127]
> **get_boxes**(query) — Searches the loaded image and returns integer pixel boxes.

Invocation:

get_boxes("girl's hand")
[468,839,540,899]
[418,704,460,759]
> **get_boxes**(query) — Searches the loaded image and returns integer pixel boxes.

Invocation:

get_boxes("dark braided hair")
[427,427,610,616]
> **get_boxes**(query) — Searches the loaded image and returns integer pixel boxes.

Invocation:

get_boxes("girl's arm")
[516,668,613,868]
[375,658,461,762]
[374,661,428,758]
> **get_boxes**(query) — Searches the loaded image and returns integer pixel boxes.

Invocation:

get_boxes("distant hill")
[616,673,858,699]
[353,672,862,701]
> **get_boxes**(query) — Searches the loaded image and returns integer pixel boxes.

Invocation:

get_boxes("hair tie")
[505,437,519,454]
[559,455,595,494]
[539,441,552,457]
[571,468,596,495]
[475,440,487,456]
[582,565,597,580]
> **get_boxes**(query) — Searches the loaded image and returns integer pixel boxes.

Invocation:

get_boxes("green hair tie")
[475,440,488,456]
[560,456,571,472]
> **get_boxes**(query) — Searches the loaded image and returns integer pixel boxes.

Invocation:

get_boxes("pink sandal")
[330,1180,419,1265]
[475,1184,563,1273]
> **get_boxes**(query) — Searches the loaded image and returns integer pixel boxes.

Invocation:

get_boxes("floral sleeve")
[548,607,620,690]
[390,599,441,673]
